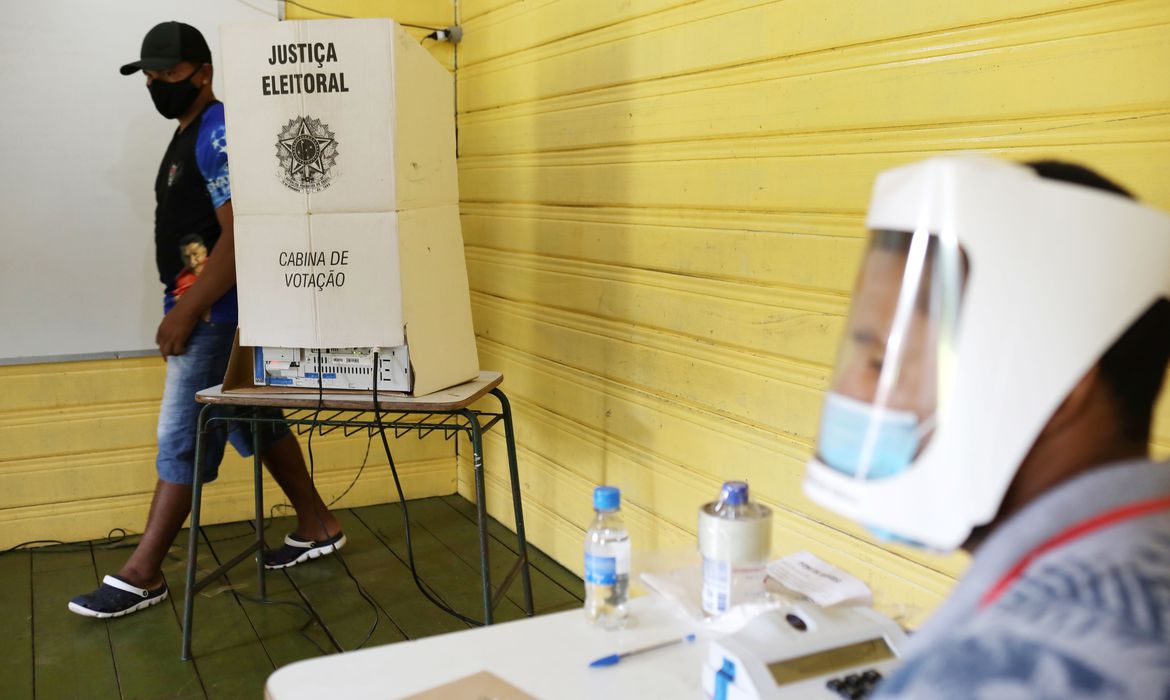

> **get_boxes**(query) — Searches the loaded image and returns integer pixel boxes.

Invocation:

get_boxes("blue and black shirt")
[153,100,236,322]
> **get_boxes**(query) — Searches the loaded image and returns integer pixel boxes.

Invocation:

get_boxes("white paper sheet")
[766,550,873,608]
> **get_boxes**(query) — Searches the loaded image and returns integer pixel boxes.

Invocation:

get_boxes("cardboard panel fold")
[221,18,477,395]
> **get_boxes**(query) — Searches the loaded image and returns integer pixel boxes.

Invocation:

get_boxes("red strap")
[980,494,1170,609]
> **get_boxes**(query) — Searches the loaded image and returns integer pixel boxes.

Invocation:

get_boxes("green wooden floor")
[1,496,583,700]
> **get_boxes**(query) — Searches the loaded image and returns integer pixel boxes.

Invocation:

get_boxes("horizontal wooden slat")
[456,437,955,630]
[459,0,693,67]
[286,0,452,26]
[0,455,453,551]
[0,354,458,547]
[471,293,829,439]
[0,431,447,510]
[0,356,164,412]
[459,0,527,23]
[469,338,968,575]
[459,142,1170,214]
[283,0,455,71]
[462,205,866,291]
[459,21,1170,155]
[466,248,850,364]
[457,0,1124,110]
[456,110,1170,171]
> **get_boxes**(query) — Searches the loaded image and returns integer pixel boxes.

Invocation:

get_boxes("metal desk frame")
[180,373,533,661]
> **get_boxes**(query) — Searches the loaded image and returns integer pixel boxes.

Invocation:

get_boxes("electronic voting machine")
[701,603,909,699]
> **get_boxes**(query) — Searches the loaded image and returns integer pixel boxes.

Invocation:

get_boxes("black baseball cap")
[119,21,211,76]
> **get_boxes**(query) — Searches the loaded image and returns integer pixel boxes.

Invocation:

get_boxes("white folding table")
[264,595,706,699]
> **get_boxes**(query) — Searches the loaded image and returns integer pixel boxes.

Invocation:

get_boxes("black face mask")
[148,66,203,119]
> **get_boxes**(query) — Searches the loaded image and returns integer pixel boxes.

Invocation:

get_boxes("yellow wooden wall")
[0,0,458,552]
[453,0,1170,629]
[3,0,1169,630]
[0,359,457,551]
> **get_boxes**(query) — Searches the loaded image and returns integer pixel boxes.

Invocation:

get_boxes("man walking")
[70,22,346,618]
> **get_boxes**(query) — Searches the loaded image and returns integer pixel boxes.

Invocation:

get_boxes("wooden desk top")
[196,371,503,412]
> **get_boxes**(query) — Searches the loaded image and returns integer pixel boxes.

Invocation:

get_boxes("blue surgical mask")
[816,392,930,480]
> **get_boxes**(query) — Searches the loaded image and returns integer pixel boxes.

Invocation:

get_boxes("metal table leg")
[181,404,212,662]
[462,408,493,625]
[492,388,534,616]
[180,382,523,655]
[253,411,266,599]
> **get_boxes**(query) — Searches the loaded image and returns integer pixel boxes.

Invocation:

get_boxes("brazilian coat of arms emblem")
[275,116,339,192]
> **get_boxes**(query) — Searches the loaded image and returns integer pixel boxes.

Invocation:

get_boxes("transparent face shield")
[815,228,968,482]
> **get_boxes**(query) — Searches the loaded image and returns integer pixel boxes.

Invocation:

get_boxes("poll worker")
[69,22,345,618]
[804,156,1170,697]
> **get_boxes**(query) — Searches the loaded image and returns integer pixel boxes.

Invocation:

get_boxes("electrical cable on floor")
[232,592,333,656]
[324,432,373,508]
[0,528,135,556]
[0,516,343,653]
[295,348,383,651]
[3,350,484,638]
[372,349,484,627]
[222,354,386,654]
[216,430,373,543]
[0,374,383,652]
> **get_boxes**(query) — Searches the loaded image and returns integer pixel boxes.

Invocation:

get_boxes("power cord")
[3,348,483,639]
[277,0,460,40]
[372,349,483,627]
[294,348,383,651]
[218,428,374,543]
[232,592,335,657]
[0,520,342,655]
[179,382,376,655]
[0,371,383,652]
[0,528,135,556]
[422,26,463,44]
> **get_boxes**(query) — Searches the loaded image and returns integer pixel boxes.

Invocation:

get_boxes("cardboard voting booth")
[219,18,478,396]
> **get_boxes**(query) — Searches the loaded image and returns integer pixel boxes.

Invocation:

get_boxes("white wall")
[0,0,278,361]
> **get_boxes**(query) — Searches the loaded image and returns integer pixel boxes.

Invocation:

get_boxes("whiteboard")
[0,0,280,362]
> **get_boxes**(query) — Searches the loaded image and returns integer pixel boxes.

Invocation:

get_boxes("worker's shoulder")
[915,522,1170,698]
[876,521,1170,698]
[874,622,1160,699]
[1000,502,1170,640]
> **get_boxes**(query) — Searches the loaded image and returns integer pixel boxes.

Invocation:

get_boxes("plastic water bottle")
[699,481,772,616]
[584,486,630,629]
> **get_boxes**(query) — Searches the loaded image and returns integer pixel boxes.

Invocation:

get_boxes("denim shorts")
[156,320,290,485]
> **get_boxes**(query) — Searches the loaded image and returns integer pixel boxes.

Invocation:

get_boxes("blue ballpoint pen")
[589,634,697,668]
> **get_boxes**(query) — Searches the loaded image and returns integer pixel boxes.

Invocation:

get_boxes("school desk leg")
[253,412,266,599]
[492,388,534,616]
[181,404,212,661]
[463,409,493,625]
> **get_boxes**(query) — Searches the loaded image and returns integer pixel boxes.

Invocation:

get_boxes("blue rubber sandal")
[68,575,169,619]
[263,531,346,569]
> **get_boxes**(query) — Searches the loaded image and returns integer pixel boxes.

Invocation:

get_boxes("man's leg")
[115,433,339,588]
[69,322,231,617]
[117,480,192,589]
[112,323,234,591]
[68,481,183,616]
[261,432,341,540]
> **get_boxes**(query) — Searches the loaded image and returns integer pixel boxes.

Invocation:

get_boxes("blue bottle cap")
[594,486,621,511]
[720,481,749,506]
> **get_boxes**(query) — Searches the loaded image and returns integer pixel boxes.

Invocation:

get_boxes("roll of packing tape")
[698,503,772,562]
